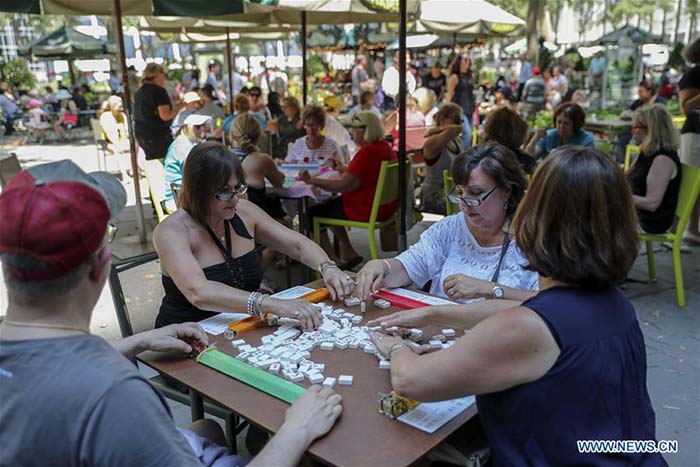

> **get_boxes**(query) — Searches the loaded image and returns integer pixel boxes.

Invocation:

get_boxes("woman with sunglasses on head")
[355,143,538,303]
[153,142,354,331]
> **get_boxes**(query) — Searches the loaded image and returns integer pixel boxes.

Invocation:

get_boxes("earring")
[503,201,508,210]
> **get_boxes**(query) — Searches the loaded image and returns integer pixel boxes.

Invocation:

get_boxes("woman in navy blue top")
[370,146,666,466]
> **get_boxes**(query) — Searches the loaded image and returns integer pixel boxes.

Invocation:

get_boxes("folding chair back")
[443,169,459,215]
[0,153,22,189]
[143,160,169,223]
[624,144,640,171]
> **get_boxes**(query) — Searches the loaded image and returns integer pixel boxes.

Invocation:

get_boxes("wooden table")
[138,284,478,467]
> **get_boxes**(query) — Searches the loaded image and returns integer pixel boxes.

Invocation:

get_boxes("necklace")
[1,319,89,334]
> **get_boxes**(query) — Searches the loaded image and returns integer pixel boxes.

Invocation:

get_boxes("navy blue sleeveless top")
[477,286,666,466]
[155,214,263,328]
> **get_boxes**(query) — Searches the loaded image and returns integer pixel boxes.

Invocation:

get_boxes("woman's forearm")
[430,299,522,330]
[382,258,412,288]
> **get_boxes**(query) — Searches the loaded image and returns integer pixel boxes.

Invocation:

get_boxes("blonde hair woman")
[99,95,130,180]
[163,114,210,212]
[134,63,184,160]
[230,114,286,221]
[627,103,682,233]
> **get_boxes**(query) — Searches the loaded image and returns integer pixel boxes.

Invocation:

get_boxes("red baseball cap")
[0,160,126,281]
[532,67,542,75]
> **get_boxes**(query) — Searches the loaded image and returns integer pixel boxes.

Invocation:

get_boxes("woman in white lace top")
[355,142,539,304]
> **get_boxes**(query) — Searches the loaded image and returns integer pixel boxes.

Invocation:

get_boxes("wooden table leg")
[190,390,204,421]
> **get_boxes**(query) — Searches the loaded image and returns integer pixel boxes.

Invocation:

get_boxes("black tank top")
[155,214,263,327]
[627,149,681,234]
[452,72,475,116]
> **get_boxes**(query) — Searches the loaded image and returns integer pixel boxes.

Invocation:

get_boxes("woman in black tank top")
[627,104,682,234]
[153,142,355,331]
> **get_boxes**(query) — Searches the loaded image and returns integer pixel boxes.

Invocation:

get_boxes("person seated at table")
[525,102,594,159]
[367,146,664,467]
[483,106,536,174]
[405,95,426,128]
[197,84,225,122]
[25,98,49,142]
[300,111,396,270]
[286,105,340,166]
[0,160,343,467]
[420,103,463,214]
[269,96,305,160]
[170,91,202,135]
[163,114,210,213]
[616,79,669,160]
[354,142,538,303]
[627,104,681,234]
[154,141,353,330]
[323,95,356,156]
[249,86,272,130]
[222,93,251,138]
[52,88,79,141]
[413,87,439,125]
[346,90,382,121]
[231,113,286,223]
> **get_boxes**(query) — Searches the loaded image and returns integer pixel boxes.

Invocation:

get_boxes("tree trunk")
[603,0,609,35]
[674,0,683,43]
[526,0,540,63]
[662,7,668,39]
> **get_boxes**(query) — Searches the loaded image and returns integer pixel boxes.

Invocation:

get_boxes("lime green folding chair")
[671,115,685,129]
[640,163,700,307]
[624,144,640,171]
[443,169,459,216]
[594,139,611,155]
[313,160,404,260]
[143,159,170,223]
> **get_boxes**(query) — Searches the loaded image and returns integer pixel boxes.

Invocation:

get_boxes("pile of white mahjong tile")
[230,301,457,388]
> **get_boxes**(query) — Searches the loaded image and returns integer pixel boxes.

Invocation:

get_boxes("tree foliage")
[0,58,35,89]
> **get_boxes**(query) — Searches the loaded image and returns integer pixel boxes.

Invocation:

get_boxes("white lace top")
[396,214,539,303]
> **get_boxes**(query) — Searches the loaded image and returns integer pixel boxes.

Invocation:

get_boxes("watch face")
[493,287,505,299]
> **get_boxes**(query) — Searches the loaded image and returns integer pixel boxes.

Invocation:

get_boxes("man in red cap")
[0,160,342,466]
[521,66,547,117]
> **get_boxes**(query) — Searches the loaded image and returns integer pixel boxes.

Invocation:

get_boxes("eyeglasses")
[632,124,647,131]
[250,93,261,98]
[214,184,248,201]
[447,185,499,207]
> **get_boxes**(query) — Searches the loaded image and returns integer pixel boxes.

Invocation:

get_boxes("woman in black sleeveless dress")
[153,142,354,330]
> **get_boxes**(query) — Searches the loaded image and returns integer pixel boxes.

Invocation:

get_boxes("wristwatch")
[491,285,505,299]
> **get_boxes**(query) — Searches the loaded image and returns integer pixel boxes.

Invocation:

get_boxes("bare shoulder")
[153,210,197,247]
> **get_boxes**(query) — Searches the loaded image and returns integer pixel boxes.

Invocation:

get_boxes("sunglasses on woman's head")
[214,184,248,201]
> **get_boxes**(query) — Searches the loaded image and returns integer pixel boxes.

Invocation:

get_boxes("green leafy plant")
[0,58,35,89]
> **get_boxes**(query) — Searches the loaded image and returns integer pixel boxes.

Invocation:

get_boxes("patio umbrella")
[7,0,250,16]
[19,25,114,59]
[594,25,661,45]
[418,0,524,36]
[504,38,557,55]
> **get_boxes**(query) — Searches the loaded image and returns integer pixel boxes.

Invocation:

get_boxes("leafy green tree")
[0,58,35,89]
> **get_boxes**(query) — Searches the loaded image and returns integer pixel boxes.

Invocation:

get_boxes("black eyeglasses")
[447,185,499,207]
[214,184,248,201]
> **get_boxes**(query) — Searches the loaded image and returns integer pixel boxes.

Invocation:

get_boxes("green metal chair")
[313,160,405,260]
[594,139,611,155]
[640,163,700,307]
[624,144,640,171]
[443,169,459,216]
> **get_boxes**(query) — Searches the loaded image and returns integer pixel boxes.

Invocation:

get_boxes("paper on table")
[383,287,456,306]
[398,396,476,434]
[271,285,316,299]
[199,313,250,335]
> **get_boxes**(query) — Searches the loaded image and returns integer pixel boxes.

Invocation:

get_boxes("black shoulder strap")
[491,231,510,284]
[230,214,254,240]
[204,221,234,261]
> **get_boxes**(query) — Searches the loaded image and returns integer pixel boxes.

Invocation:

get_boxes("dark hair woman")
[368,146,664,467]
[444,52,475,148]
[153,142,353,330]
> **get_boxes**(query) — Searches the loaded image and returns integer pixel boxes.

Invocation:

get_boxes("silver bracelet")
[319,260,339,275]
[246,291,259,317]
[254,293,269,318]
